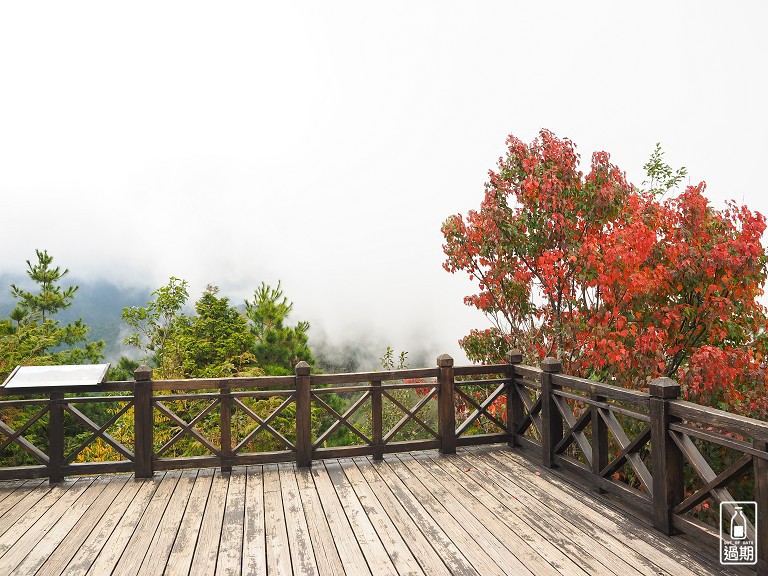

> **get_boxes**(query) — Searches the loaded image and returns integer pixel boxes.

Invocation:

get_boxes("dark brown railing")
[1,351,766,573]
[505,352,767,574]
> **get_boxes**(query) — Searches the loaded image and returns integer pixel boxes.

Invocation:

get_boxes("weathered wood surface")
[551,373,649,407]
[151,376,295,392]
[0,446,745,575]
[669,399,768,441]
[310,368,437,385]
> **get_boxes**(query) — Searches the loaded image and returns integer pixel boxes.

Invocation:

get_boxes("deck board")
[308,460,371,576]
[84,471,168,576]
[486,449,689,575]
[241,465,267,576]
[165,468,214,576]
[415,452,593,576]
[325,460,399,576]
[379,452,520,576]
[12,475,121,576]
[36,473,135,576]
[141,469,198,576]
[354,457,475,575]
[263,464,293,576]
[405,452,575,575]
[57,473,147,576]
[0,446,741,575]
[0,479,66,541]
[188,468,228,576]
[293,465,346,576]
[112,469,182,576]
[449,450,642,575]
[216,467,246,575]
[277,463,319,575]
[1,477,99,574]
[339,459,429,576]
[488,448,732,575]
[393,454,543,576]
[0,479,45,509]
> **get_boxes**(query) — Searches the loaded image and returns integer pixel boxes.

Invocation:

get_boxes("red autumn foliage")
[442,129,768,419]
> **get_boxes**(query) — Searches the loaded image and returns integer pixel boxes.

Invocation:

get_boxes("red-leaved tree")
[442,129,768,418]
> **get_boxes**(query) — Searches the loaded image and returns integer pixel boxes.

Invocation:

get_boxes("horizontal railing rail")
[1,350,766,572]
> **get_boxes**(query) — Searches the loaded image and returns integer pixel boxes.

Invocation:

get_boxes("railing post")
[48,391,65,483]
[295,361,312,468]
[505,350,523,448]
[540,358,562,468]
[133,365,154,479]
[591,390,608,493]
[371,380,383,461]
[754,439,767,575]
[649,377,682,536]
[220,384,232,474]
[437,354,456,455]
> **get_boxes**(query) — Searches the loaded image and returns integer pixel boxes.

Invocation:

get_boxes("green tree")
[0,317,54,380]
[0,251,105,467]
[108,356,141,381]
[245,282,314,375]
[642,142,688,197]
[380,346,408,370]
[11,249,78,322]
[121,277,189,379]
[0,250,104,380]
[176,285,259,378]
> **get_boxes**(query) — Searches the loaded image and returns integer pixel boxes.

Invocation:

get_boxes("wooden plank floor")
[0,446,741,575]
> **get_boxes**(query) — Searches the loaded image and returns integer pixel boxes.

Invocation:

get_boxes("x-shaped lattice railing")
[455,382,507,437]
[594,408,653,493]
[232,395,296,452]
[312,392,371,448]
[0,407,50,465]
[382,386,438,443]
[513,384,542,438]
[63,402,134,463]
[670,430,756,539]
[553,395,593,464]
[154,399,221,457]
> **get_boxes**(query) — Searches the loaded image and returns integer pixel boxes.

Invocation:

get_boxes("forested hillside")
[0,274,150,364]
[0,274,389,375]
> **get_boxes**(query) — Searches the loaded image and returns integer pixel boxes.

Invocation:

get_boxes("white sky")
[1,2,767,366]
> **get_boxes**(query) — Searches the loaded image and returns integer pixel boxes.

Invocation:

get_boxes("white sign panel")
[2,364,110,389]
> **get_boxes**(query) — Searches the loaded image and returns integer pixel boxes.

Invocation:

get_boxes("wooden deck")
[0,446,739,576]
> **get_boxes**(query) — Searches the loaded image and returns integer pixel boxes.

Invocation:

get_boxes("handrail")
[669,399,768,441]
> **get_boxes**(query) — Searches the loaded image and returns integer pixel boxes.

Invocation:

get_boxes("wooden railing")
[1,351,766,571]
[506,352,767,573]
[0,355,514,481]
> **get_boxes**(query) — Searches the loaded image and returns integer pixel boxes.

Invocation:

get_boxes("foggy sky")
[1,2,767,367]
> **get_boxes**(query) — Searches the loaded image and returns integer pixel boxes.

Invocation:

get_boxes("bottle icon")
[731,506,747,540]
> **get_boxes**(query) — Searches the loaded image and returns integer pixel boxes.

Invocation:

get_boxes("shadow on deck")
[0,446,740,576]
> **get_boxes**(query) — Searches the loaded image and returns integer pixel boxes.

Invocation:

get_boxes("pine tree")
[245,282,314,375]
[11,249,78,322]
[0,250,104,379]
